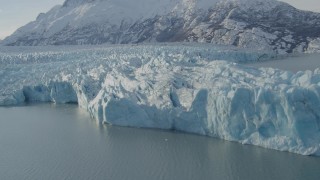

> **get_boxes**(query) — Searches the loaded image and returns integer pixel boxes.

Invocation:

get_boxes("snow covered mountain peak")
[63,0,95,7]
[2,0,320,53]
[61,0,275,11]
[62,0,208,9]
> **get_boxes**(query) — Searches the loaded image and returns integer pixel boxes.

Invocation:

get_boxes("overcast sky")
[0,0,319,40]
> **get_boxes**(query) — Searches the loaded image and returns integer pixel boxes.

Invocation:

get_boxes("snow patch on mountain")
[308,38,320,53]
[0,44,319,156]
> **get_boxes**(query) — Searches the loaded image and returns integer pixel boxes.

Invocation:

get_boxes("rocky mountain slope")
[2,0,320,53]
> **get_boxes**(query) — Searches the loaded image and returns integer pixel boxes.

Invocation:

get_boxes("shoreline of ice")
[1,44,319,156]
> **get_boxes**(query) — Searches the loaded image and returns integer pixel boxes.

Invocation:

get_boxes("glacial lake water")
[247,53,320,72]
[1,53,320,180]
[0,103,320,180]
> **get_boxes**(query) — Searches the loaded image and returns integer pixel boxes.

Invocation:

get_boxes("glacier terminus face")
[0,44,319,156]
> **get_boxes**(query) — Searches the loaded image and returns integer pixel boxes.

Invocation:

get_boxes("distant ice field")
[0,44,319,156]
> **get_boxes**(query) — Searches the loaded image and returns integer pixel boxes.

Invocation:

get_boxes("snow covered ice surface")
[0,43,320,156]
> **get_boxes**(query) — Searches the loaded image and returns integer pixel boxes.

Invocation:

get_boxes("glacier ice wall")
[0,44,319,156]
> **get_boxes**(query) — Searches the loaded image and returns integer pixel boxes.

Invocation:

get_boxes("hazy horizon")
[0,0,319,40]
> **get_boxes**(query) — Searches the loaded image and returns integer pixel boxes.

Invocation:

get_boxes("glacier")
[0,44,319,156]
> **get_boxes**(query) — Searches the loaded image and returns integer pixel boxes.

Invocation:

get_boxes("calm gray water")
[0,103,320,180]
[247,53,320,72]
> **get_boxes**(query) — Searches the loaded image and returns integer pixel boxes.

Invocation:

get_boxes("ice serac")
[3,0,320,54]
[87,59,320,156]
[22,82,77,104]
[0,44,319,156]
